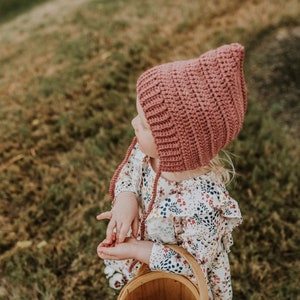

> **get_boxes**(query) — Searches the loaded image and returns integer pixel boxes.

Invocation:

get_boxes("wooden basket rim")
[117,244,209,300]
[118,270,199,299]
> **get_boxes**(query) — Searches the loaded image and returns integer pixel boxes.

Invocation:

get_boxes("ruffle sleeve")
[113,143,146,200]
[214,188,242,252]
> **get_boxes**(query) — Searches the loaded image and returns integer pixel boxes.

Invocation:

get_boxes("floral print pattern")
[105,144,242,299]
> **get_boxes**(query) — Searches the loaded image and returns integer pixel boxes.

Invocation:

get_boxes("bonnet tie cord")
[129,165,161,272]
[109,137,138,200]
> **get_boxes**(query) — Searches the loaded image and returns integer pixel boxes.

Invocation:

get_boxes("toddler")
[97,43,247,299]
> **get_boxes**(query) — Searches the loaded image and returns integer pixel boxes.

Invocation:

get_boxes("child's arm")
[98,142,144,244]
[97,191,139,244]
[97,237,153,265]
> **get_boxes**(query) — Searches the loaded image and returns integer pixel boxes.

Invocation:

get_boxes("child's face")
[131,99,158,159]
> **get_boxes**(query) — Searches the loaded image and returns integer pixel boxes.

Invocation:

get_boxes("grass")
[0,0,50,23]
[0,0,299,299]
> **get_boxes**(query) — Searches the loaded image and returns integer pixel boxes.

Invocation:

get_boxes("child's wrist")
[133,240,153,264]
[113,191,137,206]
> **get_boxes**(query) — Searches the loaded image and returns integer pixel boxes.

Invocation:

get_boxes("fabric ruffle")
[113,143,145,200]
[215,198,242,252]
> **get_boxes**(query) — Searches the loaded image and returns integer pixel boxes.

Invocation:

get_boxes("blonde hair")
[162,150,236,185]
[206,150,236,185]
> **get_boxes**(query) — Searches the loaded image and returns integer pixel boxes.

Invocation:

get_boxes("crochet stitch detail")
[136,43,247,172]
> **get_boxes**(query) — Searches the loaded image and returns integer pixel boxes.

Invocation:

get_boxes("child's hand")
[98,238,116,248]
[97,192,139,244]
[97,237,153,264]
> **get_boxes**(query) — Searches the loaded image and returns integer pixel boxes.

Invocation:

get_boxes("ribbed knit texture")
[136,43,247,172]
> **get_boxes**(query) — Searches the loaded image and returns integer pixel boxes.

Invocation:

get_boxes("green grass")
[0,0,50,23]
[0,0,299,299]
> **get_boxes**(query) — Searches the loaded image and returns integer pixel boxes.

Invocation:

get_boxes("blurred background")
[0,0,299,299]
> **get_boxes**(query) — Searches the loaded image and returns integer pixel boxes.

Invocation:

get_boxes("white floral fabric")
[104,144,242,299]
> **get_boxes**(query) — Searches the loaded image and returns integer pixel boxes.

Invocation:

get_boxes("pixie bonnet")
[110,43,247,200]
[137,43,247,172]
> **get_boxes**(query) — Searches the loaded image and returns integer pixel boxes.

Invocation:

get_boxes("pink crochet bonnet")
[137,43,247,172]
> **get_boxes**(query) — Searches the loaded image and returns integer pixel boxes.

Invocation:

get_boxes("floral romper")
[104,143,242,299]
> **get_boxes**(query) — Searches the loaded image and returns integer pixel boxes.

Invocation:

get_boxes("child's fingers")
[106,218,118,243]
[99,239,113,247]
[117,224,128,243]
[96,211,112,220]
[132,218,139,238]
[97,245,113,260]
[97,250,115,260]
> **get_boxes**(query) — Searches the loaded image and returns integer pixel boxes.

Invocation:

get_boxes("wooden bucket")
[117,244,209,300]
